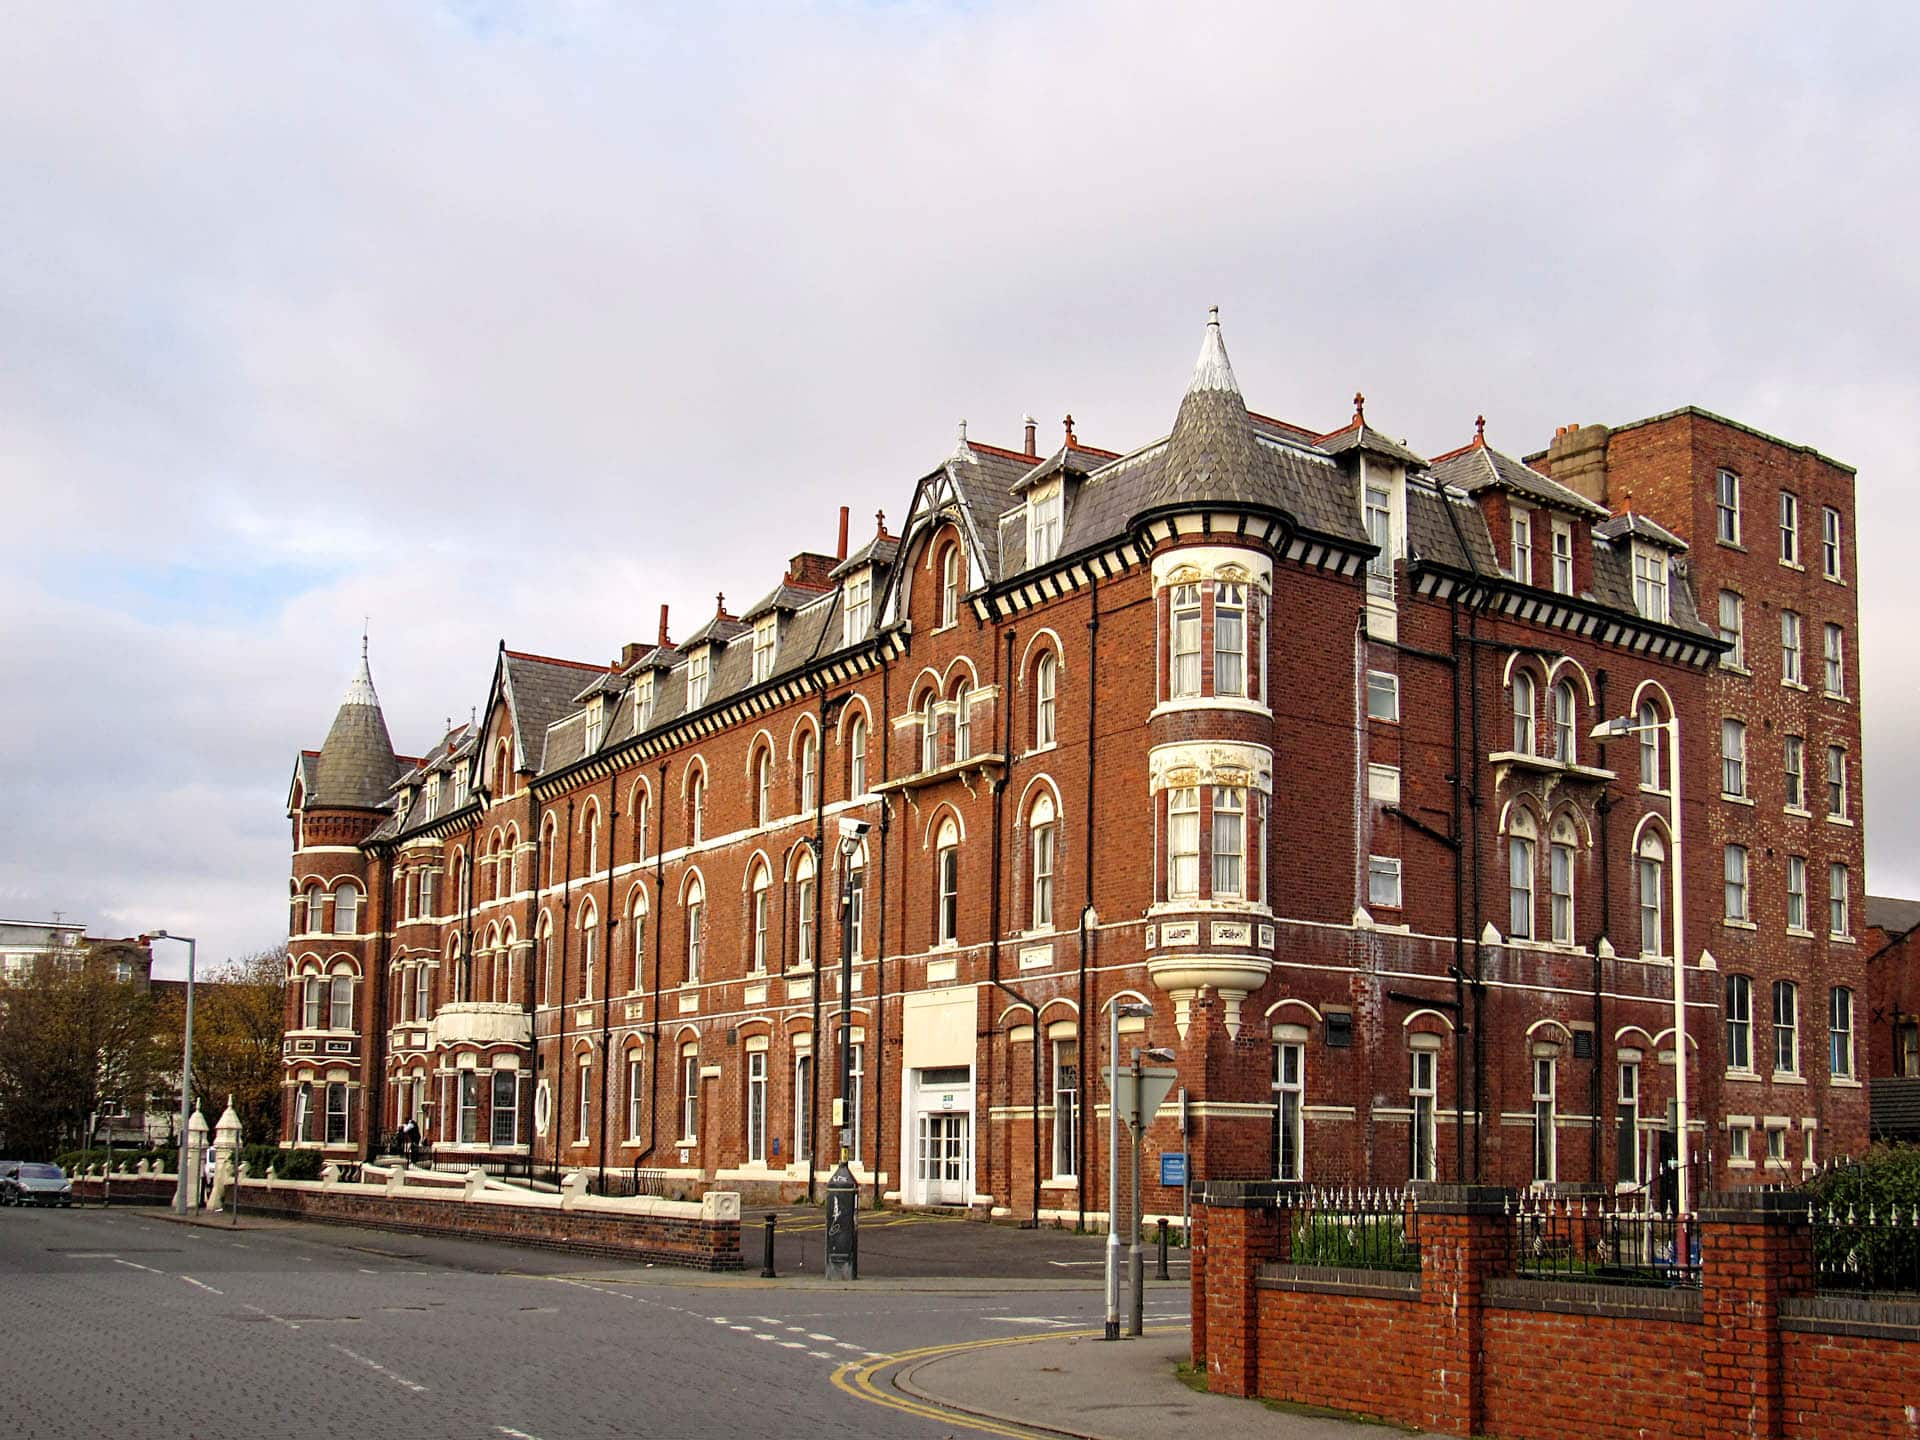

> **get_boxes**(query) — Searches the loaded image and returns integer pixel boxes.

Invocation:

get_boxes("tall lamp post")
[146,930,197,1214]
[1590,710,1690,1218]
[1104,998,1154,1341]
[825,816,871,1282]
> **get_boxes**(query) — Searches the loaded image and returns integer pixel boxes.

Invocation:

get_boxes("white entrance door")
[916,1112,971,1205]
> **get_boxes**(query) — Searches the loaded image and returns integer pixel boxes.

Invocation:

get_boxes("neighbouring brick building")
[281,312,1872,1218]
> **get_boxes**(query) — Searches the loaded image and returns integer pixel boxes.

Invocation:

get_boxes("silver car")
[2,1162,74,1206]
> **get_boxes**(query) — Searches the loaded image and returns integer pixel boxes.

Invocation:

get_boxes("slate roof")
[502,652,606,771]
[679,612,751,650]
[1870,1077,1920,1142]
[741,582,830,623]
[310,650,404,810]
[1406,481,1501,573]
[1432,443,1611,520]
[829,532,899,581]
[1867,894,1920,936]
[1318,420,1428,468]
[1594,512,1689,551]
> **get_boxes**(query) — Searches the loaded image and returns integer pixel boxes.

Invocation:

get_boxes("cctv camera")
[1144,1047,1176,1063]
[837,817,872,840]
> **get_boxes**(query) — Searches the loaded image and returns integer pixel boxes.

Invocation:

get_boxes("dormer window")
[940,545,962,628]
[843,572,872,646]
[1631,544,1669,623]
[452,767,468,809]
[426,774,441,819]
[635,674,655,730]
[1029,482,1063,567]
[583,698,604,753]
[1510,511,1534,583]
[1550,520,1574,595]
[1363,481,1392,595]
[752,616,778,683]
[687,649,710,709]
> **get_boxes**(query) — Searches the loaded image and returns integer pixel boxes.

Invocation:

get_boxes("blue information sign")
[1160,1152,1188,1187]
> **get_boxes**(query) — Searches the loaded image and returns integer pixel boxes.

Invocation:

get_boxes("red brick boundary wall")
[1191,1181,1920,1440]
[68,1175,176,1205]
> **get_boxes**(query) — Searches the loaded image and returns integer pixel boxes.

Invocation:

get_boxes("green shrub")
[1290,1213,1417,1270]
[256,1146,324,1180]
[53,1147,176,1175]
[1806,1144,1920,1292]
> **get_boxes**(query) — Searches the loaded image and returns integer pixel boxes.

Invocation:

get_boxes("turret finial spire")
[1187,306,1239,395]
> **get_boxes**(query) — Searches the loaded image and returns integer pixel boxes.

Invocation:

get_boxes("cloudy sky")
[4,2,1917,973]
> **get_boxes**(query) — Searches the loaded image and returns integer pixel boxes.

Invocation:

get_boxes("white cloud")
[4,0,1918,969]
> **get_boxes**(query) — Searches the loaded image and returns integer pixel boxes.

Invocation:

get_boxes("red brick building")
[282,313,1871,1218]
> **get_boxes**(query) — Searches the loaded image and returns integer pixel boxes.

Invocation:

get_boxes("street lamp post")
[825,817,870,1282]
[147,930,197,1214]
[1590,709,1690,1218]
[1104,998,1154,1341]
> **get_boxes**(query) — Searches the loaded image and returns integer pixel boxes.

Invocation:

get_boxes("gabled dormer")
[678,594,747,712]
[832,510,898,648]
[1595,512,1689,625]
[1431,419,1609,599]
[1315,394,1427,609]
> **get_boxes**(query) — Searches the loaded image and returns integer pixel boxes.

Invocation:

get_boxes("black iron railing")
[1812,1200,1920,1296]
[1288,1187,1420,1271]
[1510,1194,1700,1288]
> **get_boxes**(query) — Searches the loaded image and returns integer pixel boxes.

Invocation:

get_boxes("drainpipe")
[873,662,891,1208]
[633,761,669,1169]
[808,683,830,1203]
[371,844,393,1158]
[1078,574,1100,1230]
[984,626,1043,1227]
[557,798,574,1184]
[525,793,544,1171]
[598,772,618,1181]
[1592,669,1612,1184]
[1448,597,1466,1183]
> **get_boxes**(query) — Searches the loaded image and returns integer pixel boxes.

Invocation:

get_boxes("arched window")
[940,545,961,627]
[1637,702,1663,790]
[504,827,520,896]
[1551,682,1576,762]
[1167,788,1200,900]
[936,818,960,945]
[329,972,353,1031]
[1034,652,1058,748]
[1211,788,1245,898]
[689,769,706,845]
[579,901,598,1000]
[950,679,971,762]
[847,712,868,796]
[1637,831,1666,957]
[799,729,818,812]
[921,692,939,772]
[1214,581,1247,697]
[305,883,324,935]
[543,816,560,887]
[749,863,771,973]
[448,935,466,1004]
[630,890,648,991]
[1029,794,1057,931]
[584,806,601,877]
[755,748,773,826]
[686,876,704,982]
[844,842,866,958]
[302,975,324,1030]
[1549,816,1577,945]
[494,739,513,797]
[794,849,817,968]
[1512,672,1537,755]
[538,913,555,1006]
[633,787,650,861]
[1169,583,1203,698]
[1507,811,1537,940]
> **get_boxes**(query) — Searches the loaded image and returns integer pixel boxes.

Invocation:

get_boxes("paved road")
[0,1205,1190,1439]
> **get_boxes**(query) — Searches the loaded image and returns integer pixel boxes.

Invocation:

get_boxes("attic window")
[452,767,468,809]
[687,649,710,709]
[635,674,656,730]
[1631,544,1669,623]
[752,616,777,683]
[843,572,872,647]
[1029,483,1063,567]
[583,698,604,753]
[426,774,441,820]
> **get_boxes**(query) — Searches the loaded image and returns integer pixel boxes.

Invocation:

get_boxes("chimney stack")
[657,604,670,648]
[1023,415,1037,457]
[1544,422,1612,508]
[836,505,850,560]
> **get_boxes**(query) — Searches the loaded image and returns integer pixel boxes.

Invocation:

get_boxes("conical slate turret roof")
[1135,308,1263,513]
[310,639,403,810]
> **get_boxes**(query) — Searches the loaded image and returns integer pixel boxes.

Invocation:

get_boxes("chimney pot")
[837,505,850,560]
[657,603,670,647]
[1023,415,1037,457]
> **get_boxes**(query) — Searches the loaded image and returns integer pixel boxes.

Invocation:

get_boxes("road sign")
[1160,1152,1187,1187]
[1108,1065,1178,1131]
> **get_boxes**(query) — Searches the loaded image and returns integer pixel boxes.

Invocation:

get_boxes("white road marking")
[242,1303,301,1331]
[986,1316,1075,1327]
[180,1275,224,1295]
[111,1258,161,1275]
[729,1325,753,1332]
[330,1343,428,1394]
[495,1429,544,1440]
[752,1333,776,1342]
[777,1341,806,1349]
[807,1332,836,1342]
[834,1342,865,1352]
[807,1351,833,1360]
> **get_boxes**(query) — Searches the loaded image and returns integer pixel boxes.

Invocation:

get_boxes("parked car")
[2,1162,74,1206]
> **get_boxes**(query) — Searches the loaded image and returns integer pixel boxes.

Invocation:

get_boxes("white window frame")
[1275,1040,1305,1182]
[752,616,777,684]
[1617,1059,1641,1185]
[1827,745,1849,819]
[687,649,710,710]
[1411,1047,1437,1182]
[746,1050,768,1164]
[1549,836,1575,945]
[1167,788,1200,901]
[625,1053,643,1141]
[843,573,872,647]
[1716,467,1741,545]
[1726,974,1753,1072]
[937,823,960,945]
[1822,505,1844,581]
[848,713,868,795]
[1366,670,1400,723]
[799,730,818,812]
[1034,652,1058,748]
[1829,863,1851,937]
[1551,681,1576,762]
[1511,672,1536,755]
[793,1052,813,1164]
[1780,490,1801,566]
[951,683,971,762]
[686,879,704,981]
[1773,979,1799,1075]
[1830,987,1854,1079]
[1781,610,1803,685]
[1213,581,1247,697]
[1532,1055,1557,1184]
[1030,809,1056,931]
[1786,855,1808,932]
[1551,519,1574,595]
[1725,844,1750,923]
[1632,545,1669,623]
[1784,735,1806,810]
[1722,719,1747,798]
[680,1048,700,1143]
[1169,584,1203,698]
[1210,786,1245,899]
[1511,511,1534,582]
[750,867,770,973]
[920,693,939,772]
[1718,590,1744,669]
[1052,1037,1079,1180]
[1367,855,1403,909]
[1823,624,1847,696]
[1365,481,1394,595]
[1508,824,1536,941]
[940,546,961,628]
[1029,484,1063,567]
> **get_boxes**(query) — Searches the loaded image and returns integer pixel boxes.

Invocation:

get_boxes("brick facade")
[280,319,1874,1220]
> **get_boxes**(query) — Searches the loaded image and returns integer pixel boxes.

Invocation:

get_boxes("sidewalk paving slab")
[899,1331,1450,1440]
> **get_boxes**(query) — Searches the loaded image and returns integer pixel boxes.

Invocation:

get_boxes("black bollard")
[1156,1217,1170,1280]
[760,1213,778,1279]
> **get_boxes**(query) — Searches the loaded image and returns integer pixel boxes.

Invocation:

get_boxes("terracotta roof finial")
[876,508,887,537]
[1474,415,1487,447]
[716,591,726,616]
[1353,392,1366,425]
[1063,413,1076,446]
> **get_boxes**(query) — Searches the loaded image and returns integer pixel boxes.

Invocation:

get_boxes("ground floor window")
[491,1070,518,1147]
[626,1054,644,1140]
[847,1041,865,1163]
[325,1083,350,1144]
[1052,1038,1079,1180]
[294,1083,313,1143]
[1532,1056,1557,1183]
[459,1072,481,1143]
[794,1053,813,1164]
[1410,1048,1437,1181]
[1617,1060,1640,1185]
[681,1048,700,1143]
[746,1050,768,1163]
[1274,1041,1304,1181]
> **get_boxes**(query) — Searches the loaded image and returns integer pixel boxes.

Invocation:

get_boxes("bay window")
[1167,789,1200,900]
